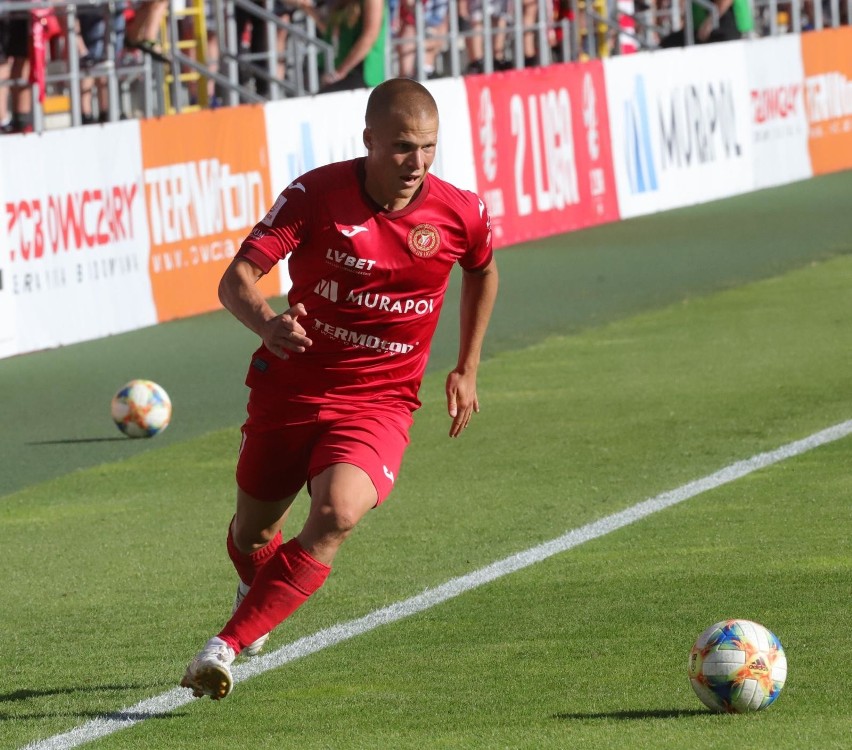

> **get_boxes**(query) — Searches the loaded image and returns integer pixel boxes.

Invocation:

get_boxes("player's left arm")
[446,257,499,438]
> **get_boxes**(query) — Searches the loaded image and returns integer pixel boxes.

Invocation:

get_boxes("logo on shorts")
[407,223,441,258]
[383,465,395,483]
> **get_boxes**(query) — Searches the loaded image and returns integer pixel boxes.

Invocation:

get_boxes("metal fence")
[0,0,848,133]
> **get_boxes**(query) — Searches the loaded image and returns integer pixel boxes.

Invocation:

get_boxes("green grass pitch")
[2,171,851,749]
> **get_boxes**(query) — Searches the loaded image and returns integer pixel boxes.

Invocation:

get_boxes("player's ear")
[363,127,372,152]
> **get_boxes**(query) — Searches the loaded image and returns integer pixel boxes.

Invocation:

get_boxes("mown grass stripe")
[21,418,852,750]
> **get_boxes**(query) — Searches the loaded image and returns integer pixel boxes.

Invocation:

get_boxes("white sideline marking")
[21,419,852,750]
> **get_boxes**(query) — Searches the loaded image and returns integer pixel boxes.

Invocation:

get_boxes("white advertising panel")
[604,44,754,219]
[745,35,811,188]
[0,121,155,356]
[422,77,478,191]
[0,149,15,359]
[264,89,371,194]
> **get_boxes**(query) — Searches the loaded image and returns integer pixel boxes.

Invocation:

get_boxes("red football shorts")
[236,398,413,505]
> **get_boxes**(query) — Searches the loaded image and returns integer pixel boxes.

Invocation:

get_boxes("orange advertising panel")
[140,105,278,321]
[801,27,852,175]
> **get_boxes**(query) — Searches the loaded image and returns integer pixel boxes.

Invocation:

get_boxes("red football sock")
[227,519,282,587]
[219,538,331,653]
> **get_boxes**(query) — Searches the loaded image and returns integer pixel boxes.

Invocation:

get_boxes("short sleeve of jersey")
[459,191,493,272]
[237,179,313,274]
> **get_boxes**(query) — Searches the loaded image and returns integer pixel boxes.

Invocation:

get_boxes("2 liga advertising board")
[464,62,620,247]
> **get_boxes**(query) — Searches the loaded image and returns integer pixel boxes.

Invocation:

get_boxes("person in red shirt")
[181,77,499,700]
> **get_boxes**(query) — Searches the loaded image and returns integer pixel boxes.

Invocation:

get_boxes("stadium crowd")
[0,0,846,133]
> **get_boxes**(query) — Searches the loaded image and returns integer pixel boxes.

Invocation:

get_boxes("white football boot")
[180,637,235,700]
[233,580,270,656]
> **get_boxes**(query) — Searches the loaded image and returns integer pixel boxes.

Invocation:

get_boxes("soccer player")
[180,77,498,700]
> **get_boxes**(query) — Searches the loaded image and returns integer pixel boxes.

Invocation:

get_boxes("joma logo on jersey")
[314,279,339,302]
[325,248,377,273]
[346,290,434,315]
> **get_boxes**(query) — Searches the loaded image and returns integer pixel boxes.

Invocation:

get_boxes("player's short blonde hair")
[365,78,439,127]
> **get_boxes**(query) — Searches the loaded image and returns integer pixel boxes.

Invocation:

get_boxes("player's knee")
[311,502,361,536]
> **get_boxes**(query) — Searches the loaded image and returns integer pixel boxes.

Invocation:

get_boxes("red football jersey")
[237,157,493,411]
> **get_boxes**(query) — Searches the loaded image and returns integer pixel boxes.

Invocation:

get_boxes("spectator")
[520,0,554,67]
[395,0,449,79]
[550,0,573,61]
[126,0,170,62]
[297,0,388,92]
[234,0,295,97]
[459,0,512,74]
[79,2,128,123]
[0,35,12,132]
[273,1,297,86]
[659,0,753,46]
[0,14,32,133]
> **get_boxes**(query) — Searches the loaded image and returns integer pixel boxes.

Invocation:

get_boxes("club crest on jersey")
[407,223,441,258]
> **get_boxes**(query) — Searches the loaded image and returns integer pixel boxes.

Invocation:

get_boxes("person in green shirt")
[659,0,754,47]
[297,0,388,91]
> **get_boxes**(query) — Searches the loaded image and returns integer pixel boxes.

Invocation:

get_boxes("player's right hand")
[262,303,313,359]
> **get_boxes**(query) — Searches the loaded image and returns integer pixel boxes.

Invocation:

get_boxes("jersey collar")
[357,157,432,220]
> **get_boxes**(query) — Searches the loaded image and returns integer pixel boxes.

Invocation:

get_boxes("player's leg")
[180,490,302,700]
[297,463,379,563]
[221,408,409,650]
[225,420,316,651]
[181,409,410,699]
[180,421,314,699]
[229,487,295,586]
[228,487,299,655]
[217,464,376,655]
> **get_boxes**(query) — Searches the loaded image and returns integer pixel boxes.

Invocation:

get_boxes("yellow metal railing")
[162,0,209,114]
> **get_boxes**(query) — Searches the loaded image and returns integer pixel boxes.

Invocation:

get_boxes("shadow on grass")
[0,685,150,703]
[26,437,130,445]
[554,708,709,720]
[0,685,190,722]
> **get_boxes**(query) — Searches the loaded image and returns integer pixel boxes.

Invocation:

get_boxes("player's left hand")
[445,369,479,438]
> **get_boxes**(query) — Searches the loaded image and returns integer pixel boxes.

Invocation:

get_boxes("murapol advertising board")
[605,43,754,219]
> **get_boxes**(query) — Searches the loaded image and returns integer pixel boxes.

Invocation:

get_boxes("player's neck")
[365,185,422,213]
[363,170,427,212]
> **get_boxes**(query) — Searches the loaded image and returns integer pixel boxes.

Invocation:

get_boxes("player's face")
[363,110,439,211]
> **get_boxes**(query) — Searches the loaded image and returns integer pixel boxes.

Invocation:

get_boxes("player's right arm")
[218,258,312,360]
